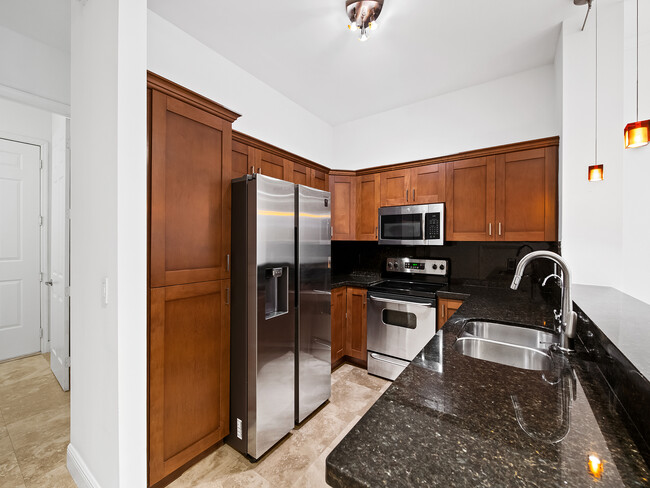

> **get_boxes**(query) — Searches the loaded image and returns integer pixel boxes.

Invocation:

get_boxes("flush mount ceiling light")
[624,0,649,148]
[346,0,383,42]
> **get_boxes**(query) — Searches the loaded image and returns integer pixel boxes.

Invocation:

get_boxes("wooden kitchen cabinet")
[149,280,231,484]
[380,169,410,206]
[411,163,446,204]
[437,298,464,330]
[356,173,381,241]
[257,149,285,179]
[309,168,329,191]
[330,175,356,240]
[445,156,496,241]
[150,89,235,287]
[495,147,557,241]
[380,164,446,207]
[148,73,240,487]
[345,288,367,363]
[331,287,347,367]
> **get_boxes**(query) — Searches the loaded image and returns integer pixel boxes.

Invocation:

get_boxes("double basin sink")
[454,321,557,371]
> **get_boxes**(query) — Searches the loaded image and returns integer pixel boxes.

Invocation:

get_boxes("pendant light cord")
[595,0,598,162]
[636,0,639,120]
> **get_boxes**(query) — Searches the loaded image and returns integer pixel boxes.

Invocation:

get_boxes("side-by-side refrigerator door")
[296,185,332,423]
[251,175,296,459]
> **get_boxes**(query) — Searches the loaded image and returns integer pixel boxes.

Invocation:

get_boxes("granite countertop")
[332,272,383,289]
[326,286,650,487]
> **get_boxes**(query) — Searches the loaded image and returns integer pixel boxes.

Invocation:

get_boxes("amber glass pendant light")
[624,0,649,148]
[589,1,604,181]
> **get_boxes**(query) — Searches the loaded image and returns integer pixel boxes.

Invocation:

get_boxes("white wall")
[68,0,147,486]
[0,97,53,142]
[147,10,334,167]
[0,26,70,115]
[332,65,558,170]
[621,0,650,304]
[559,3,625,291]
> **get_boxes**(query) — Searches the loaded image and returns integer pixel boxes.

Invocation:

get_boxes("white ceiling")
[148,0,579,125]
[0,0,70,52]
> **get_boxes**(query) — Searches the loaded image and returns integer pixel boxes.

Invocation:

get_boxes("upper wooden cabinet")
[495,147,557,241]
[286,160,309,186]
[231,140,252,180]
[331,175,356,240]
[412,163,446,204]
[257,149,285,179]
[309,168,329,191]
[380,169,410,206]
[445,156,495,241]
[150,90,234,287]
[356,174,380,241]
[446,147,558,242]
[380,164,446,207]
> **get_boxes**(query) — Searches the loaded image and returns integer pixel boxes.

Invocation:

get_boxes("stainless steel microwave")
[378,203,445,246]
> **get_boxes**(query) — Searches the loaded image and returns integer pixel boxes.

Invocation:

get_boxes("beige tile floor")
[0,358,388,488]
[0,353,74,488]
[169,363,390,488]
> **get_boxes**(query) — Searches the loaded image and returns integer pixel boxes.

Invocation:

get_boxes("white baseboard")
[67,444,102,488]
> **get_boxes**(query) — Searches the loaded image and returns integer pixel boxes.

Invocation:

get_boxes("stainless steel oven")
[378,203,444,246]
[366,258,448,380]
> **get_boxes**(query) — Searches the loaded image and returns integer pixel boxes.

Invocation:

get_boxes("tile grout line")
[1,406,28,488]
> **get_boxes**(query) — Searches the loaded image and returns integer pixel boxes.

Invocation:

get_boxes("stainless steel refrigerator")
[229,174,331,460]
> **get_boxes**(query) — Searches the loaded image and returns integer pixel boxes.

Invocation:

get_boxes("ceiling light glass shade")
[369,21,379,30]
[588,164,604,182]
[358,28,369,42]
[348,23,358,31]
[624,119,650,148]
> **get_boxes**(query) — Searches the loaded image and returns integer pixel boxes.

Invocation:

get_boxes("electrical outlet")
[506,258,517,271]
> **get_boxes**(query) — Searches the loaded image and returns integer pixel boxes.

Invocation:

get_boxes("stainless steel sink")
[453,321,557,371]
[454,337,552,371]
[464,321,557,350]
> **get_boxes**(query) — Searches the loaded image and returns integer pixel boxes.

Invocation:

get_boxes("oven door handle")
[368,294,435,308]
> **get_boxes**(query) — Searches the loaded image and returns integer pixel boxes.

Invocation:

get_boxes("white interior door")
[0,138,41,361]
[50,115,70,391]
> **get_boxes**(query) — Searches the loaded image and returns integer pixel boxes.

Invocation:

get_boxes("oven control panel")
[386,257,448,276]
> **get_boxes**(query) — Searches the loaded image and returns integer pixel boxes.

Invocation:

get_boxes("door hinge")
[66,208,71,220]
[65,286,71,297]
[40,159,43,169]
[40,328,43,338]
[40,272,44,282]
[39,215,44,226]
[64,357,71,368]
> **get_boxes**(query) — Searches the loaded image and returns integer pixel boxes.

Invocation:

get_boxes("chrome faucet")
[510,251,577,351]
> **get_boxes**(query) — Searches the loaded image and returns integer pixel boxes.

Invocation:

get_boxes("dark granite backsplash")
[333,240,560,287]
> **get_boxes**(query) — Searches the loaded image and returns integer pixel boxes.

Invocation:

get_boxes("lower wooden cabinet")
[331,287,368,367]
[148,280,231,485]
[345,288,367,362]
[437,298,464,330]
[331,287,346,365]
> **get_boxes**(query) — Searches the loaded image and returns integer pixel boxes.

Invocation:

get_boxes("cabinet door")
[150,91,231,287]
[257,149,285,179]
[331,175,356,240]
[345,288,367,362]
[356,174,380,241]
[445,156,495,241]
[411,163,446,204]
[149,280,230,484]
[495,148,557,241]
[231,140,252,179]
[285,160,309,186]
[437,298,464,330]
[380,169,410,206]
[309,168,329,191]
[331,287,346,366]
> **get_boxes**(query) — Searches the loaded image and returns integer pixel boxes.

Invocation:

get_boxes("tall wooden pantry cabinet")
[147,72,240,486]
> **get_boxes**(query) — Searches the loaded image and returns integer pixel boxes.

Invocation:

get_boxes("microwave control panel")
[425,213,441,240]
[386,258,448,276]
